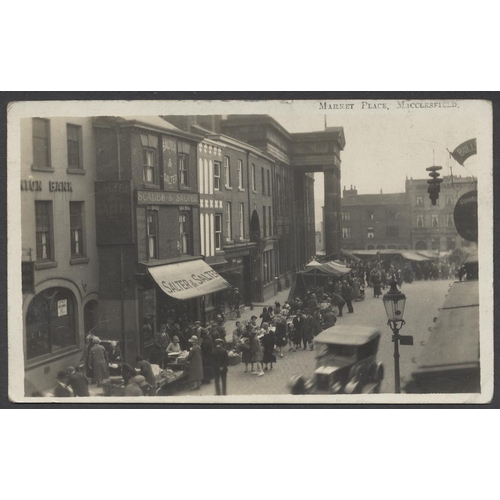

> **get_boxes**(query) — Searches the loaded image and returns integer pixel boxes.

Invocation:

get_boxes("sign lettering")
[20,179,42,191]
[454,190,478,242]
[137,190,199,205]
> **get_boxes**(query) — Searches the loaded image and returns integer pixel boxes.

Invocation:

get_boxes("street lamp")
[382,279,407,393]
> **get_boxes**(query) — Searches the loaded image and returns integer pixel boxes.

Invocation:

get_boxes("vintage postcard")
[7,98,493,404]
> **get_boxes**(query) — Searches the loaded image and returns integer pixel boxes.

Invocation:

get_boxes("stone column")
[324,166,339,258]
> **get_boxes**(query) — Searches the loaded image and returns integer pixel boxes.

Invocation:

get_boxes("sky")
[271,104,482,222]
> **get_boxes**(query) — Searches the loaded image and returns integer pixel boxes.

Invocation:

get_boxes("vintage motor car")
[288,326,384,394]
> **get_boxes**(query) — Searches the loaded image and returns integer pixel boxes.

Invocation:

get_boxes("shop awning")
[148,259,230,300]
[400,251,430,262]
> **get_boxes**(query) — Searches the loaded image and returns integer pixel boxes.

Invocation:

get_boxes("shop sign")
[95,180,134,244]
[57,299,67,317]
[454,190,478,242]
[162,137,178,191]
[136,190,199,205]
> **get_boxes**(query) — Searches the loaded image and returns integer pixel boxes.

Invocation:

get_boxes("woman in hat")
[274,315,288,358]
[249,328,264,376]
[124,375,148,396]
[259,307,272,327]
[108,341,122,376]
[88,337,109,387]
[186,335,204,390]
[261,322,276,371]
[240,324,253,373]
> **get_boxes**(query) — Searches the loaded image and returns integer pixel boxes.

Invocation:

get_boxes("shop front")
[137,257,230,359]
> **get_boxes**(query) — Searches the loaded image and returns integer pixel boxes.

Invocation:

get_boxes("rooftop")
[342,192,409,207]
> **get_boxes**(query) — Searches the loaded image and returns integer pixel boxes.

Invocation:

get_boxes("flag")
[451,138,477,165]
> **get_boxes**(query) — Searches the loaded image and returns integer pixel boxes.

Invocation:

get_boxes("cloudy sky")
[272,103,482,222]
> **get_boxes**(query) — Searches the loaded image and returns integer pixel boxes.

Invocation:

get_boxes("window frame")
[178,153,188,187]
[225,202,232,241]
[147,209,159,260]
[386,225,399,237]
[342,211,350,221]
[238,203,245,239]
[237,159,244,189]
[342,227,351,238]
[267,170,271,196]
[179,211,191,255]
[215,213,222,250]
[431,214,439,228]
[35,201,54,262]
[67,123,83,171]
[32,118,52,170]
[417,214,425,228]
[213,160,221,191]
[69,201,85,258]
[416,196,424,206]
[367,227,374,239]
[224,156,231,188]
[251,163,256,192]
[142,147,158,185]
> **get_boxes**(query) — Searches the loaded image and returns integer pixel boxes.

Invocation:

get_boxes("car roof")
[314,326,381,346]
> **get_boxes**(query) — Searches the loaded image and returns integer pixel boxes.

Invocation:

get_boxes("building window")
[238,160,244,189]
[26,288,77,360]
[387,225,399,237]
[386,209,398,220]
[263,206,267,237]
[269,206,272,236]
[238,203,244,239]
[147,210,158,259]
[431,214,439,227]
[178,154,188,186]
[446,195,454,206]
[267,170,271,195]
[70,202,85,257]
[214,161,221,190]
[342,212,350,221]
[225,202,232,241]
[32,118,51,169]
[417,215,424,228]
[224,156,231,188]
[35,201,53,261]
[416,196,423,206]
[261,167,265,194]
[367,211,374,220]
[367,227,374,239]
[143,148,157,184]
[446,214,454,227]
[215,214,222,250]
[67,124,82,169]
[179,212,191,254]
[252,163,256,191]
[342,227,351,238]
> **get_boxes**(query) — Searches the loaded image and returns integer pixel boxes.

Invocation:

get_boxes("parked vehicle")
[288,326,384,394]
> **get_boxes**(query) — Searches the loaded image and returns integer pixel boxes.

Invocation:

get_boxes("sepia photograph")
[7,98,493,403]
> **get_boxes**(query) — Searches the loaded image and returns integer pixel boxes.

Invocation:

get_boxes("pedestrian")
[135,355,156,392]
[186,335,204,390]
[212,338,228,395]
[259,307,271,327]
[67,366,89,397]
[200,329,214,384]
[233,288,242,318]
[108,341,122,376]
[292,310,303,351]
[232,321,244,347]
[261,322,276,371]
[308,293,318,312]
[240,326,253,373]
[89,337,109,387]
[153,324,170,368]
[53,370,73,397]
[121,362,137,386]
[274,301,281,315]
[80,333,94,380]
[274,315,287,358]
[250,315,258,328]
[342,281,354,314]
[330,293,346,317]
[352,278,361,301]
[302,309,314,351]
[249,329,265,376]
[323,307,337,329]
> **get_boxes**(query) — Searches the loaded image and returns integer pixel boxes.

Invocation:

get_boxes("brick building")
[340,186,411,250]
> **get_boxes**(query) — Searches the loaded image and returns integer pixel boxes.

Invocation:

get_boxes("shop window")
[32,118,51,169]
[70,202,85,257]
[26,288,77,360]
[238,203,244,239]
[143,148,157,184]
[225,202,232,241]
[416,196,423,206]
[224,156,231,188]
[342,227,351,238]
[417,215,424,228]
[147,210,158,259]
[178,154,188,186]
[179,212,191,254]
[238,160,244,189]
[214,161,221,190]
[67,124,82,169]
[35,201,54,261]
[386,225,399,237]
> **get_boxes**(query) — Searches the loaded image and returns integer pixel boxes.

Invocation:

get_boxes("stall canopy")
[148,259,230,300]
[399,251,430,262]
[340,249,361,262]
[305,258,324,269]
[303,260,352,277]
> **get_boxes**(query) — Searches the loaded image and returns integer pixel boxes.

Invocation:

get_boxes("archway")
[415,241,428,250]
[367,245,375,250]
[376,245,386,250]
[249,209,261,242]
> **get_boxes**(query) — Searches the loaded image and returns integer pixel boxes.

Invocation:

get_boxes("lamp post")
[382,279,407,393]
